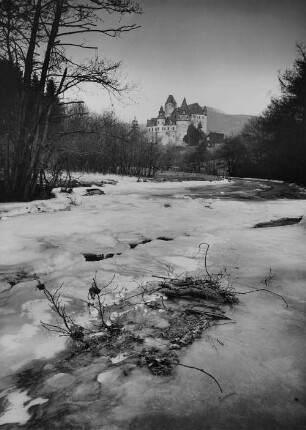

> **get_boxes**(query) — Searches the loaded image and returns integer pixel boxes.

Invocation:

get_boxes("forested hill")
[207,107,254,136]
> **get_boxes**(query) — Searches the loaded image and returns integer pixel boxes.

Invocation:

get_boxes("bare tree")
[0,0,141,201]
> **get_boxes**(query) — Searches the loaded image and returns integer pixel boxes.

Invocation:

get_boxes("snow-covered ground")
[0,175,306,429]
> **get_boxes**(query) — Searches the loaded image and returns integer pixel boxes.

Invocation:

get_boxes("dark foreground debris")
[253,216,303,228]
[31,241,288,402]
[35,244,240,395]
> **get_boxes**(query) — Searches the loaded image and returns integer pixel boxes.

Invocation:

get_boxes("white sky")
[65,0,306,123]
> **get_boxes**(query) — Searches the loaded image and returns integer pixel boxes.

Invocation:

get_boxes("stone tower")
[165,95,177,118]
[157,105,165,127]
[175,98,190,141]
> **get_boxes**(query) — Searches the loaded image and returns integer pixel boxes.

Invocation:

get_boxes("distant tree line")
[60,108,161,177]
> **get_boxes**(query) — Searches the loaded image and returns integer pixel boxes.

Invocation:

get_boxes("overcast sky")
[70,0,306,123]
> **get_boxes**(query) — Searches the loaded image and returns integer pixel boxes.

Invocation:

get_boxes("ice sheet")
[0,175,306,428]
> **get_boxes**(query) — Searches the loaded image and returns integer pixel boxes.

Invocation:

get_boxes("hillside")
[207,107,254,136]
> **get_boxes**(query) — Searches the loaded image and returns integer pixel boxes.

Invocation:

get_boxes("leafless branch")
[177,363,223,393]
[236,288,288,308]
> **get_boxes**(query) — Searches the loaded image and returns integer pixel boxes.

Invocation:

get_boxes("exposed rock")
[83,253,105,261]
[253,216,303,228]
[84,188,105,196]
[129,238,152,249]
[83,252,121,261]
[101,179,118,185]
[79,181,93,187]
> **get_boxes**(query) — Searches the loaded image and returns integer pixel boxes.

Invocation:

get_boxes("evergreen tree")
[224,45,306,184]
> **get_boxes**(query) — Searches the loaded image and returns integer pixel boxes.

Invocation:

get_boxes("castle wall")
[176,120,189,144]
[190,114,208,133]
[163,124,177,144]
[147,116,207,146]
[147,125,176,145]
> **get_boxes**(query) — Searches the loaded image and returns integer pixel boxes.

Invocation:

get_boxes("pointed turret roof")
[180,98,189,114]
[166,95,176,105]
[158,105,165,118]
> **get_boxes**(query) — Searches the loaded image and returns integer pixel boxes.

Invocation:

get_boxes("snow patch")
[0,390,48,425]
[111,353,130,364]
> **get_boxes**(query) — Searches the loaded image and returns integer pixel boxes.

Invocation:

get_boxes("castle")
[146,95,207,145]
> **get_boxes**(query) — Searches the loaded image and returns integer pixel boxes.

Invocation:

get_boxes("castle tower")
[176,98,190,141]
[181,98,188,111]
[176,98,189,120]
[165,95,177,118]
[157,105,165,126]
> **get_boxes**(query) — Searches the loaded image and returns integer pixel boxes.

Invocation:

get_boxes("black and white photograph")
[0,0,305,429]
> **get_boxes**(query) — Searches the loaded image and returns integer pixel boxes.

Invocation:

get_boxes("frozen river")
[0,176,306,429]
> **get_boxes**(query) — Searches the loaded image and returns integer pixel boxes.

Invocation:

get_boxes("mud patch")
[253,216,303,228]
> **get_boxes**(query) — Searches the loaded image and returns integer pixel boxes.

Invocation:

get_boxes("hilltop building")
[147,95,207,145]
